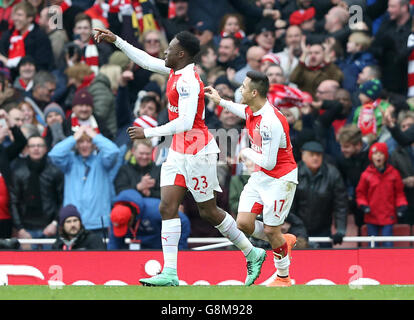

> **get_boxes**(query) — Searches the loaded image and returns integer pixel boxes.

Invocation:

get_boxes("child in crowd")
[356,142,408,247]
[352,79,390,144]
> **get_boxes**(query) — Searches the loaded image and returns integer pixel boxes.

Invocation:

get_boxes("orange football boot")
[267,233,297,287]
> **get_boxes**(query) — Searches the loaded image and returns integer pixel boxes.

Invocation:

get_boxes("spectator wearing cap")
[289,7,316,32]
[254,18,276,54]
[356,142,408,247]
[232,46,267,86]
[52,204,106,250]
[42,102,69,150]
[217,36,246,72]
[115,138,161,198]
[48,124,120,234]
[260,52,281,73]
[290,140,348,248]
[13,56,36,94]
[64,87,113,140]
[11,135,63,250]
[107,189,190,250]
[352,79,391,143]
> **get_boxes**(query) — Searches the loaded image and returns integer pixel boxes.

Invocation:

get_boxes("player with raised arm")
[205,71,298,287]
[94,28,267,286]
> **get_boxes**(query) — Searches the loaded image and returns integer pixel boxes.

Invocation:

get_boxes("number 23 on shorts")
[274,199,285,218]
[192,176,208,191]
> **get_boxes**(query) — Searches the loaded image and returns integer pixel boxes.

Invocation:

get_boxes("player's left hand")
[127,126,145,140]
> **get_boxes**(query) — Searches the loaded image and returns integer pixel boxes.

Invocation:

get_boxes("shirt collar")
[252,100,272,116]
[174,63,195,75]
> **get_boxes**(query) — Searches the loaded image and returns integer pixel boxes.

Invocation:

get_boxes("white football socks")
[274,255,290,277]
[251,220,269,242]
[161,218,181,271]
[215,212,253,256]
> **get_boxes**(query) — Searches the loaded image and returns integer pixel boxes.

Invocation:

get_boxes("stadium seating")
[359,224,411,248]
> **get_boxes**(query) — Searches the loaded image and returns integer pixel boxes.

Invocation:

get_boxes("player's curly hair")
[175,31,201,58]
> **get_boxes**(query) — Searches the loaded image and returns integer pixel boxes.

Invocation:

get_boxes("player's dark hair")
[246,71,269,98]
[175,31,201,58]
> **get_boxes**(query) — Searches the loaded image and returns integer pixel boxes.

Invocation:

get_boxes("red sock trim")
[273,241,288,260]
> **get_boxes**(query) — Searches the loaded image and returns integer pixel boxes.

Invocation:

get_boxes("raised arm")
[94,28,170,75]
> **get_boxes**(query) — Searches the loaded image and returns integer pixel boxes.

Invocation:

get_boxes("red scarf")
[18,78,33,91]
[81,39,99,75]
[220,30,246,39]
[59,0,72,13]
[109,0,161,33]
[408,34,414,98]
[85,1,109,28]
[357,99,381,136]
[267,83,308,108]
[7,24,33,68]
[71,114,100,134]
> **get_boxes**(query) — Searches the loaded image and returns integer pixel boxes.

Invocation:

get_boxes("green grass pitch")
[1,285,414,300]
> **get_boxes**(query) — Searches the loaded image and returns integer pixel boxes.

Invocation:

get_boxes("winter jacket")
[114,161,161,198]
[48,134,120,230]
[356,164,408,225]
[390,145,414,220]
[341,51,377,93]
[336,146,370,200]
[10,157,63,230]
[289,61,344,98]
[107,189,191,249]
[290,161,348,235]
[0,23,54,72]
[88,73,117,138]
[52,227,106,250]
[369,15,412,95]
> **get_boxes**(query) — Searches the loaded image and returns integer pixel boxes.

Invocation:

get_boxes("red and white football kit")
[219,99,298,226]
[115,36,221,202]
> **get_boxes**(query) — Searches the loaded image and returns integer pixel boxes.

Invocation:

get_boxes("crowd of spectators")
[0,0,413,250]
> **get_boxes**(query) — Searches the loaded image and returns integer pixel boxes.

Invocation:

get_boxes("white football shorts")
[160,148,222,203]
[238,171,297,226]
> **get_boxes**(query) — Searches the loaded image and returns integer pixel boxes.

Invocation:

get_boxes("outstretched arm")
[94,28,170,75]
[204,86,247,119]
[127,77,199,139]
